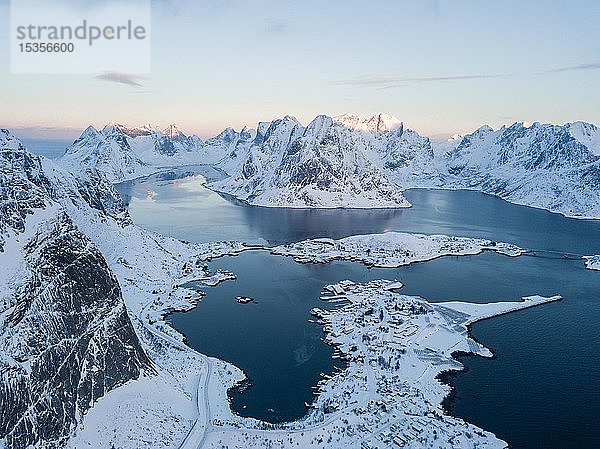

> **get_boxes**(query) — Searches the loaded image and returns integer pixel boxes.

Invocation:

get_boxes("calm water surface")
[117,171,600,449]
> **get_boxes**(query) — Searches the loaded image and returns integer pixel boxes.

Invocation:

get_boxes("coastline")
[146,233,559,449]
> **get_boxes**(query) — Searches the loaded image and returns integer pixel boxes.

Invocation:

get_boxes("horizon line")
[4,115,599,142]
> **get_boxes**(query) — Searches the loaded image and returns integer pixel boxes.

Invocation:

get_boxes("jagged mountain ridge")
[334,112,403,133]
[0,130,52,251]
[55,115,600,216]
[208,114,436,208]
[210,115,599,214]
[0,129,151,449]
[444,121,600,217]
[60,125,151,183]
[61,123,234,181]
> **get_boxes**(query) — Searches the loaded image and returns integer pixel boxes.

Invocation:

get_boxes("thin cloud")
[336,73,504,89]
[94,71,144,88]
[263,18,294,35]
[546,62,600,73]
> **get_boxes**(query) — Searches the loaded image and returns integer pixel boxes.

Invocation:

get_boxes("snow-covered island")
[271,232,522,267]
[193,279,561,449]
[584,255,600,271]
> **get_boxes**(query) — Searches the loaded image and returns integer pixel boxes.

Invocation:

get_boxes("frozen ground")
[584,255,600,271]
[271,232,522,267]
[195,279,560,449]
[67,226,560,449]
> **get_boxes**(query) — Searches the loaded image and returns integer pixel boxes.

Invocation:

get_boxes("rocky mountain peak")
[334,112,403,133]
[163,123,186,140]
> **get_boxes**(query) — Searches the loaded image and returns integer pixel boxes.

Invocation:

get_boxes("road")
[136,303,213,449]
[178,355,212,449]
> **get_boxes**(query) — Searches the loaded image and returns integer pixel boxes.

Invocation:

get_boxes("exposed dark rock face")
[0,130,151,448]
[445,122,600,216]
[0,213,150,449]
[73,169,132,226]
[0,130,52,250]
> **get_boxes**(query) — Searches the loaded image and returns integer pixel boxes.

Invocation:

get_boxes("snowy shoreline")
[271,232,522,267]
[406,186,600,221]
[39,222,563,449]
[208,182,600,220]
[110,160,600,220]
[186,275,560,449]
[108,232,561,449]
[584,255,600,271]
[134,164,600,219]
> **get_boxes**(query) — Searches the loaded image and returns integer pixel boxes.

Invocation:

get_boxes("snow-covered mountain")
[56,115,600,217]
[60,123,229,182]
[204,126,255,174]
[444,121,600,218]
[210,115,600,214]
[567,121,600,156]
[0,129,150,448]
[60,125,152,182]
[334,112,403,133]
[209,113,437,208]
[57,114,436,208]
[124,124,207,166]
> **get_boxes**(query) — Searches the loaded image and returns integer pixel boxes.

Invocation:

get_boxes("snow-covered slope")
[59,124,234,182]
[1,128,259,449]
[204,126,255,173]
[334,112,403,133]
[58,115,600,217]
[0,129,150,448]
[332,113,440,187]
[209,114,438,208]
[444,121,600,218]
[567,121,600,156]
[124,124,208,166]
[60,125,153,182]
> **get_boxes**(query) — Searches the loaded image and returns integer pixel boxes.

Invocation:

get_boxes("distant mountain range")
[445,121,600,217]
[55,114,600,217]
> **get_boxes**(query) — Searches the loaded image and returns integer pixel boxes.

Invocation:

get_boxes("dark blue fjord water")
[117,171,600,449]
[116,169,600,255]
